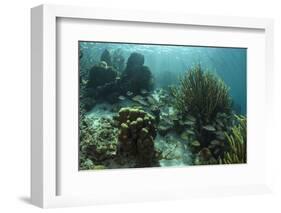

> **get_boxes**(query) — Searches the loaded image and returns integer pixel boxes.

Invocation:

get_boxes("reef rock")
[126,52,144,69]
[115,107,158,167]
[80,97,96,112]
[87,62,118,89]
[100,49,112,66]
[120,52,154,94]
[194,148,217,165]
[79,117,118,166]
[112,48,125,72]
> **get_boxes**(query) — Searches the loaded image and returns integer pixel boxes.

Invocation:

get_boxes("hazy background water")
[80,42,247,115]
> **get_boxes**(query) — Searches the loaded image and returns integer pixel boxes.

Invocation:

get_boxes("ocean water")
[79,41,247,170]
[80,42,247,115]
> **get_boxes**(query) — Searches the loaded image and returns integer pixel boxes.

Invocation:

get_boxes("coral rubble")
[79,116,118,169]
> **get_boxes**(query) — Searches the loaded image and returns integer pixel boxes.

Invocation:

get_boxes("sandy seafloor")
[85,95,193,168]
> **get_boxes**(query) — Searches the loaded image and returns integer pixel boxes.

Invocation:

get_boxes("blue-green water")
[79,41,247,169]
[79,42,246,115]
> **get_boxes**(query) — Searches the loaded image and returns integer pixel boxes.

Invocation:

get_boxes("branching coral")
[172,64,232,123]
[115,107,158,167]
[219,115,246,164]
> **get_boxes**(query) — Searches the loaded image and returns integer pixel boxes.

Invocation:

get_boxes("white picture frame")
[31,4,274,208]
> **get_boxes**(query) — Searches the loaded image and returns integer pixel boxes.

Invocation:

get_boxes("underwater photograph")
[79,41,247,170]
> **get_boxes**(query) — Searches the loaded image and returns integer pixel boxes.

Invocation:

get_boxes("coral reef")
[79,116,118,169]
[115,107,158,167]
[112,48,125,72]
[78,43,247,170]
[172,64,234,156]
[194,147,217,165]
[172,64,232,123]
[86,61,118,89]
[79,71,96,112]
[126,52,144,69]
[80,97,96,112]
[219,115,247,164]
[120,52,154,94]
[100,49,112,66]
[150,105,161,123]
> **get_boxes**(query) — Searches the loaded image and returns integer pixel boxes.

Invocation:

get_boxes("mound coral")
[115,107,158,167]
[172,64,232,123]
[219,115,246,164]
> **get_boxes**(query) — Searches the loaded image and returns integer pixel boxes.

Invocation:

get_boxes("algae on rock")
[79,116,118,169]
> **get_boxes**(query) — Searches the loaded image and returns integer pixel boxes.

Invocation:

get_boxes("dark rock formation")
[87,61,117,89]
[100,49,112,66]
[120,52,154,94]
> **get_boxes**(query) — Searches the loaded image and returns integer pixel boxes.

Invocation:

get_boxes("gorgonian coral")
[172,64,232,123]
[219,115,247,164]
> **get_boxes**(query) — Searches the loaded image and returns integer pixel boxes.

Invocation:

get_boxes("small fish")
[210,140,220,146]
[215,131,225,140]
[186,115,196,122]
[132,95,143,102]
[138,99,149,106]
[146,96,157,105]
[93,165,106,170]
[186,129,195,135]
[180,132,189,140]
[132,95,148,106]
[202,125,216,131]
[183,120,195,126]
[118,96,126,101]
[126,91,133,97]
[216,119,224,127]
[140,89,148,95]
[191,140,200,147]
[81,79,88,85]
